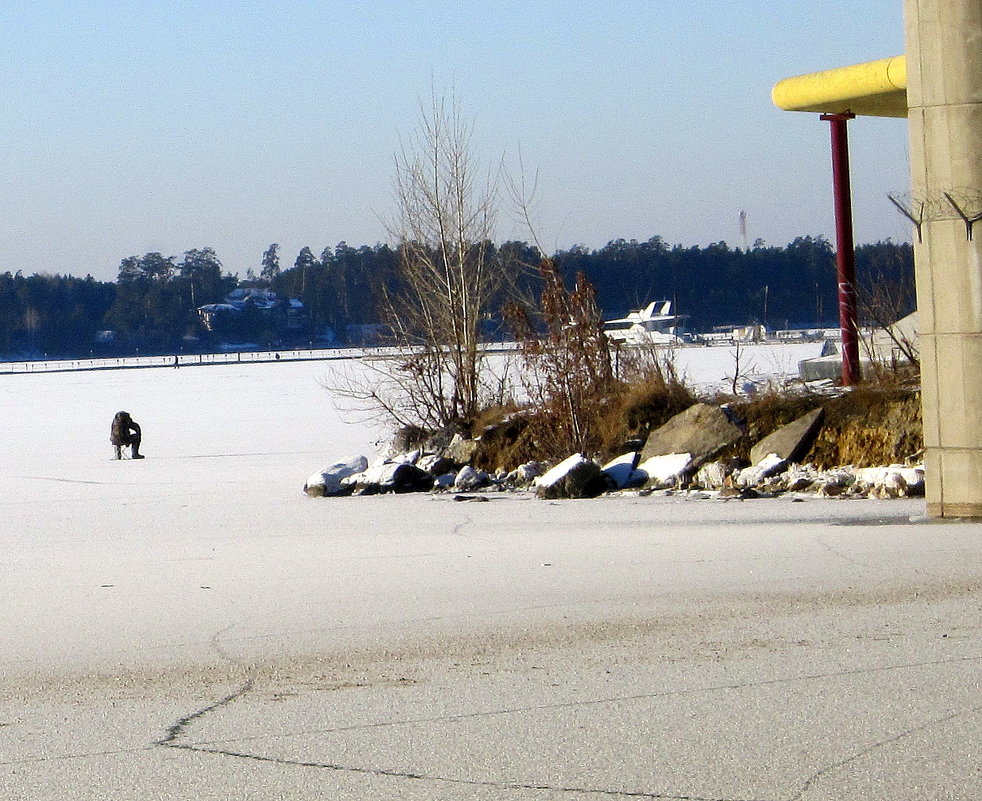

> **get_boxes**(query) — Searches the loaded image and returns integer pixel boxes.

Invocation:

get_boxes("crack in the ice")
[813,533,877,569]
[787,703,982,800]
[156,652,981,800]
[165,741,758,801]
[157,680,254,747]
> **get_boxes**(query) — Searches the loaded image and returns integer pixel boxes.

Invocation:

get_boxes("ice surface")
[2,353,979,801]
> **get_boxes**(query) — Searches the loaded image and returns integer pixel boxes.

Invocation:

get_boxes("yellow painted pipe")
[772,55,907,117]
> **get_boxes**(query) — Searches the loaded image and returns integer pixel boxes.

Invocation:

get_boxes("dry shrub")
[468,339,696,470]
[505,261,616,462]
[469,404,533,471]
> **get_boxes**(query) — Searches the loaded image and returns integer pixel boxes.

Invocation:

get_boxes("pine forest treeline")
[0,237,913,360]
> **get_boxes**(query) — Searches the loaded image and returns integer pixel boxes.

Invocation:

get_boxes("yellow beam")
[772,56,907,118]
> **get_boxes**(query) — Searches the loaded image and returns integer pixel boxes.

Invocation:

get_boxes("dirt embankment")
[724,386,922,469]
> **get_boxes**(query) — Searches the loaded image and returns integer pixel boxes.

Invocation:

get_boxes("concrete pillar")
[905,0,982,517]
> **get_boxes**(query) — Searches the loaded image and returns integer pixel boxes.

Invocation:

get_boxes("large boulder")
[750,407,824,466]
[533,454,607,500]
[304,455,369,497]
[640,403,743,469]
[417,453,457,477]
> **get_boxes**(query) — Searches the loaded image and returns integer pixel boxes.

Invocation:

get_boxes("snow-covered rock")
[633,452,692,489]
[734,453,788,489]
[533,454,606,499]
[453,465,491,491]
[341,461,433,495]
[602,452,640,490]
[854,465,925,498]
[505,461,544,487]
[815,469,856,497]
[693,460,736,490]
[389,449,421,465]
[417,453,456,476]
[780,464,822,492]
[304,455,369,497]
[433,472,456,490]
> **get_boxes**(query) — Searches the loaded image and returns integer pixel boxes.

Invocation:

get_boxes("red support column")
[820,112,860,386]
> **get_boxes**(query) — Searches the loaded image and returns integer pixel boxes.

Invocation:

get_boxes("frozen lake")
[1,352,979,801]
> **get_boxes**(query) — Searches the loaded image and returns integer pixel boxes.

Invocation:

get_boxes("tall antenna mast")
[739,210,748,251]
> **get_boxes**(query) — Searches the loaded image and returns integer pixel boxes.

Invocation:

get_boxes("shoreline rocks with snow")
[303,401,925,503]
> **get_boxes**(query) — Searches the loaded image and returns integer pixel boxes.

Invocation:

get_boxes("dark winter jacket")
[110,411,141,446]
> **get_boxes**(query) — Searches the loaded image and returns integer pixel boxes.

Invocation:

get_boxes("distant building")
[198,289,305,333]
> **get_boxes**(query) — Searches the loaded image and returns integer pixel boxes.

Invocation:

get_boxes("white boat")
[603,300,688,345]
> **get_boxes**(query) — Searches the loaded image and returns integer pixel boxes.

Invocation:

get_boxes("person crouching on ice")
[111,411,144,459]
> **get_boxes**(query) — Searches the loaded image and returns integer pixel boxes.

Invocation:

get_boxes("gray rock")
[640,403,744,468]
[445,433,479,466]
[417,453,456,476]
[423,421,470,454]
[815,468,855,497]
[505,461,544,487]
[453,465,491,491]
[750,407,824,466]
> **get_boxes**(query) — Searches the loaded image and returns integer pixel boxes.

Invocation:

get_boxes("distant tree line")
[555,235,915,333]
[0,237,913,360]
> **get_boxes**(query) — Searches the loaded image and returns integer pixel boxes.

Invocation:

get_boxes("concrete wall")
[905,0,982,517]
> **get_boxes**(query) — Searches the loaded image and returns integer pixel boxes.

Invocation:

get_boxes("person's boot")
[131,444,145,459]
[114,445,122,460]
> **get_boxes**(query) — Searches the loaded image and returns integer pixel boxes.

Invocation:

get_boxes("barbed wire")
[888,187,982,241]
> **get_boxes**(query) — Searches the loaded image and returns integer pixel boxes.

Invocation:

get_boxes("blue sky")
[0,1,910,281]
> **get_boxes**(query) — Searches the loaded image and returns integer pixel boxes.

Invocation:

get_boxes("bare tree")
[856,261,919,374]
[341,91,508,431]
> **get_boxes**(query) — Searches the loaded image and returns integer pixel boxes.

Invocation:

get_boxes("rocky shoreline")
[305,396,925,503]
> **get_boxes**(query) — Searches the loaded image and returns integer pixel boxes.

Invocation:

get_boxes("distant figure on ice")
[110,411,143,460]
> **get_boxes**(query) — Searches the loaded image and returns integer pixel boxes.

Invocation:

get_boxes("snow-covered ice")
[1,352,979,801]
